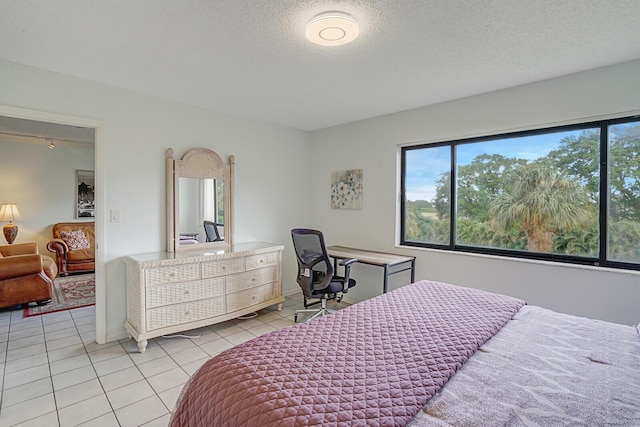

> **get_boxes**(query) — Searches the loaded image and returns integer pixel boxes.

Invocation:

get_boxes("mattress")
[410,304,640,426]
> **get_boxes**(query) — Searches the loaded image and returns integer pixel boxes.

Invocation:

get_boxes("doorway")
[0,105,105,343]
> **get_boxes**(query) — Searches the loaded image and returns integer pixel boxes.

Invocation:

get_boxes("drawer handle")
[260,260,264,263]
[169,272,175,278]
[184,290,190,295]
[184,310,191,316]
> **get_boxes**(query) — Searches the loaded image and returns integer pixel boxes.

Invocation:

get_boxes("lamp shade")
[0,203,20,222]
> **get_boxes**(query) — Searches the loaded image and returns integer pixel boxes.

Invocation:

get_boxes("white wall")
[309,59,640,326]
[2,57,638,340]
[0,138,94,254]
[0,59,310,341]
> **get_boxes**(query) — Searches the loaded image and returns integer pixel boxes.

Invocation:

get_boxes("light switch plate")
[110,209,121,223]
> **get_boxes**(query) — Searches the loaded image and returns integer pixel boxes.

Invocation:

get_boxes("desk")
[326,246,416,294]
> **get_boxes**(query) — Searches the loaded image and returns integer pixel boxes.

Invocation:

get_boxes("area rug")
[24,273,95,317]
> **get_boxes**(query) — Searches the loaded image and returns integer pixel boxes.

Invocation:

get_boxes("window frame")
[400,115,640,271]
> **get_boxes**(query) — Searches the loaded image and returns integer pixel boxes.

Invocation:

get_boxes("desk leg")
[383,264,389,293]
[411,259,415,283]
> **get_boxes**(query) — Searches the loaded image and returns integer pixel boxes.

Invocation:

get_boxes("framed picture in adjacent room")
[76,170,95,218]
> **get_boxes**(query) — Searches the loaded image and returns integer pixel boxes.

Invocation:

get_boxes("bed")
[169,280,640,426]
[179,235,200,245]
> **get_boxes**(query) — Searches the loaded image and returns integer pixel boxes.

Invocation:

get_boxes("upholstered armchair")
[47,222,95,277]
[0,243,57,308]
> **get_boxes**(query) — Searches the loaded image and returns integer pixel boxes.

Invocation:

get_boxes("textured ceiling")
[1,0,640,131]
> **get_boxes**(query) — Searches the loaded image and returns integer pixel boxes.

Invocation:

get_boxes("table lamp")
[0,203,21,244]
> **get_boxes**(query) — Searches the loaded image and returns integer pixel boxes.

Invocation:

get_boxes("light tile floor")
[0,295,349,427]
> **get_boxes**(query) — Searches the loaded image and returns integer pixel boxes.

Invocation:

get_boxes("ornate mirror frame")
[167,147,234,252]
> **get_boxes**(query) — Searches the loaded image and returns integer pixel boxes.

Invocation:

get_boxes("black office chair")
[203,220,222,242]
[291,228,357,322]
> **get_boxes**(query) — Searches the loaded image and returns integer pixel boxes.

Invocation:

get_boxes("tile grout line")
[71,308,124,427]
[1,310,45,425]
[0,295,345,426]
[0,314,10,414]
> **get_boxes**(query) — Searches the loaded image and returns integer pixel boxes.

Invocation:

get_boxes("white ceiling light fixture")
[306,12,359,47]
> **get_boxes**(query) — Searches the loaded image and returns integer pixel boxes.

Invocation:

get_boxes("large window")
[401,116,640,269]
[203,178,225,225]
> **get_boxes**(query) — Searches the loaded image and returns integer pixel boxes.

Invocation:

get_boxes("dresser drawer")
[202,257,245,278]
[226,282,279,312]
[246,251,279,271]
[226,266,278,293]
[146,297,225,331]
[146,278,225,309]
[146,264,200,286]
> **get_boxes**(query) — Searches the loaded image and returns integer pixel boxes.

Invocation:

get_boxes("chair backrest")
[203,220,222,242]
[291,228,334,297]
[52,222,95,247]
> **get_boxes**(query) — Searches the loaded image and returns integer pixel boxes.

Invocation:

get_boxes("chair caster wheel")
[294,314,298,323]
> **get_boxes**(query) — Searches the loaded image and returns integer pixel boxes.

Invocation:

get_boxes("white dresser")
[124,242,284,352]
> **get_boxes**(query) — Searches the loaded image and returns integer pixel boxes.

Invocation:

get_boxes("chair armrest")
[47,238,69,255]
[0,242,38,257]
[0,254,43,280]
[339,258,358,267]
[338,258,358,292]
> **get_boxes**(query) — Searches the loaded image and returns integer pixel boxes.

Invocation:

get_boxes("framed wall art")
[76,170,95,218]
[331,169,363,209]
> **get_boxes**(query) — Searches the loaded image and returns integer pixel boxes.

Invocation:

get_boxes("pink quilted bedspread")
[170,280,525,426]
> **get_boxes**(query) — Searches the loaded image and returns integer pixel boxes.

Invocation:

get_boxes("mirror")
[167,148,234,252]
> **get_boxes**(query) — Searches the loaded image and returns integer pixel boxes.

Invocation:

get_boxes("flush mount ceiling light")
[305,12,359,46]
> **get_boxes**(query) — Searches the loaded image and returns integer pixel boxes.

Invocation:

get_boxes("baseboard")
[106,330,130,344]
[282,288,300,297]
[283,288,360,305]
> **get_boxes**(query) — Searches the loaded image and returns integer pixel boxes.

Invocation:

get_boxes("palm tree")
[489,165,591,253]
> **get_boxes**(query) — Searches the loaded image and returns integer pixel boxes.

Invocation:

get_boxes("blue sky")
[405,129,586,201]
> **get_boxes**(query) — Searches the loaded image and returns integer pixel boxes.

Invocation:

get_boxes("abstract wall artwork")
[331,169,363,209]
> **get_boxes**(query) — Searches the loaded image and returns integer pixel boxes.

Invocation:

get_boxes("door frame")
[0,104,106,344]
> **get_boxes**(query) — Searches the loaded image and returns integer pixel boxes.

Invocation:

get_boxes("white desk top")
[326,245,415,267]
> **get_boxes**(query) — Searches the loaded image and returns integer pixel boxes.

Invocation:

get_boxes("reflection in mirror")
[178,178,224,245]
[167,147,234,252]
